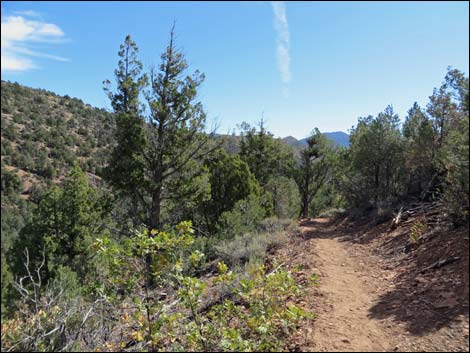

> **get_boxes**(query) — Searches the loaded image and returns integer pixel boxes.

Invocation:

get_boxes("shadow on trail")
[298,216,470,337]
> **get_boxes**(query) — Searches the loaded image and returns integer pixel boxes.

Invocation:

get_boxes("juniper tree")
[239,119,296,187]
[10,165,111,284]
[104,28,214,231]
[402,102,435,197]
[295,128,332,218]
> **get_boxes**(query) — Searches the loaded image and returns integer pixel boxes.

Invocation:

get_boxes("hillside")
[283,131,350,152]
[0,80,349,197]
[1,80,115,197]
[1,81,117,274]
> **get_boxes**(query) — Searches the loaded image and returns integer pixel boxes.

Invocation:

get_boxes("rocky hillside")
[1,80,115,198]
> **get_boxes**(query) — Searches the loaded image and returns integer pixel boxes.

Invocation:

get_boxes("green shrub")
[92,222,309,352]
[214,231,288,267]
[1,168,23,195]
[264,176,300,219]
[216,194,265,239]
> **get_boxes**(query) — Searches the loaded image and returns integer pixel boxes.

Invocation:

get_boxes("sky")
[1,1,469,139]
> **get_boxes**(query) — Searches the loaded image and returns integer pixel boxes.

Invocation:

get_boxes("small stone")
[415,276,427,284]
[434,298,458,308]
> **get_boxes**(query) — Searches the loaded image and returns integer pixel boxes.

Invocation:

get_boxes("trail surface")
[277,218,469,352]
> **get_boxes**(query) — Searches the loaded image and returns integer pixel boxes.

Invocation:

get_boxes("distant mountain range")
[282,131,350,149]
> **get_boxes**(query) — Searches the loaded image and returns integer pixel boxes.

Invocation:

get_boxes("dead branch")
[420,256,461,273]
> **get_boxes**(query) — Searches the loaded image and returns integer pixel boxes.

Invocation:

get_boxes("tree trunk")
[301,174,310,218]
[302,194,309,218]
[149,187,162,230]
[146,187,162,288]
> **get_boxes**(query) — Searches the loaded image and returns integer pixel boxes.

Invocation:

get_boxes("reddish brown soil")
[275,215,469,352]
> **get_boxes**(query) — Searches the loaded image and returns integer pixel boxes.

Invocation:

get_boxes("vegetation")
[1,23,468,352]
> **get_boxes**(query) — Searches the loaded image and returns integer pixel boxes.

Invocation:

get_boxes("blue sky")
[1,1,469,139]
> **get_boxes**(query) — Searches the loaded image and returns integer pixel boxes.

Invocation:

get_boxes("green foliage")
[439,69,469,223]
[92,222,309,352]
[239,120,297,186]
[203,149,260,230]
[295,128,335,217]
[402,102,436,197]
[103,35,147,115]
[1,261,97,352]
[342,106,405,208]
[10,165,112,284]
[264,176,300,219]
[104,31,213,229]
[216,194,266,240]
[1,167,23,195]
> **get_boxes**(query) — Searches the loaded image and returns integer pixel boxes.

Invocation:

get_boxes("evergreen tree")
[202,149,260,232]
[104,29,214,230]
[347,106,405,207]
[264,176,300,219]
[295,128,333,218]
[402,102,435,197]
[439,69,469,222]
[10,165,111,283]
[239,120,296,187]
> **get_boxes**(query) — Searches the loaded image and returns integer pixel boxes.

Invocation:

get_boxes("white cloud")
[271,1,290,97]
[1,54,36,71]
[12,10,42,18]
[1,14,67,72]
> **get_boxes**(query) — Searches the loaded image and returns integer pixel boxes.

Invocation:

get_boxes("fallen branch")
[420,256,461,273]
[390,207,403,230]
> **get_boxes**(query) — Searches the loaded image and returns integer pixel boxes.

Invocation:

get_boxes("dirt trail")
[279,217,469,352]
[307,240,387,351]
[296,218,394,352]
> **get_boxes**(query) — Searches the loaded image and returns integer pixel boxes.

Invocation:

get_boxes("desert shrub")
[258,216,295,233]
[1,258,105,352]
[92,222,309,352]
[216,194,265,239]
[1,168,23,195]
[214,230,288,267]
[317,207,345,219]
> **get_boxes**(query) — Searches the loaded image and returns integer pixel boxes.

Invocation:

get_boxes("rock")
[439,291,456,299]
[433,298,458,309]
[415,276,427,283]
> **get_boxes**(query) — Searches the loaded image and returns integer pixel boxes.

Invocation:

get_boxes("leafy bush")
[216,194,265,239]
[91,222,310,352]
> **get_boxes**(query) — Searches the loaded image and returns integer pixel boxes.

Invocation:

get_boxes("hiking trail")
[276,217,469,352]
